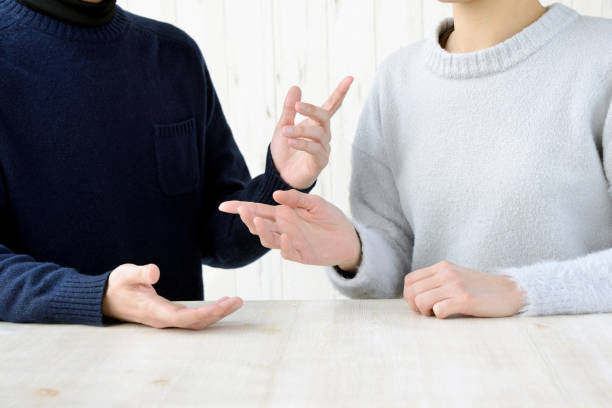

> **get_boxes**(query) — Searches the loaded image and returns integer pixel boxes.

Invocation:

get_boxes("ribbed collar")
[0,0,127,41]
[423,3,580,79]
[16,0,116,27]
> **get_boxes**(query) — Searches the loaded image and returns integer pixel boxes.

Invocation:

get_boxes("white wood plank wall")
[117,0,612,300]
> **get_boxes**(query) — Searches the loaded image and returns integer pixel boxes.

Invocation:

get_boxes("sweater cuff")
[258,146,316,205]
[326,221,390,298]
[49,270,111,326]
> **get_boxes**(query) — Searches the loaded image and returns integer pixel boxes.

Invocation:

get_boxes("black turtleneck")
[17,0,116,27]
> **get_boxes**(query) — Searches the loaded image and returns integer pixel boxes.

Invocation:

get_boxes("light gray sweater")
[327,4,612,316]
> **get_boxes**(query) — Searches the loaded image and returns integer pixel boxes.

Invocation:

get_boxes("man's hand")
[403,261,526,319]
[219,189,361,270]
[270,77,353,190]
[102,263,242,329]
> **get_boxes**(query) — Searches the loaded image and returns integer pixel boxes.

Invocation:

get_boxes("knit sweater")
[327,3,612,316]
[0,0,297,325]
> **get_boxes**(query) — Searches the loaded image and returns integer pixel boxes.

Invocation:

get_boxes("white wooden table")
[1,300,611,407]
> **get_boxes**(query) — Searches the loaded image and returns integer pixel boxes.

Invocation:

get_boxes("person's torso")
[378,14,612,272]
[0,6,208,299]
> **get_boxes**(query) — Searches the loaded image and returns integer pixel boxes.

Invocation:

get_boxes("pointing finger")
[219,201,277,220]
[321,76,354,116]
[295,102,331,126]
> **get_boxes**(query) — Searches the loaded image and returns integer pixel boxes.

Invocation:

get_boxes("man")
[0,0,352,329]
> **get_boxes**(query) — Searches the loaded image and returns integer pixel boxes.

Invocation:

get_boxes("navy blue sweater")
[0,0,298,325]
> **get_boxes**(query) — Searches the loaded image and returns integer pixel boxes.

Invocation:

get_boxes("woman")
[221,0,612,318]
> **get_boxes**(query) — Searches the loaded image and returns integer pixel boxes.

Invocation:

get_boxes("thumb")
[277,86,301,127]
[273,189,319,211]
[134,264,160,285]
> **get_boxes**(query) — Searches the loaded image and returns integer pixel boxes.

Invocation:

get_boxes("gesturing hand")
[219,189,362,270]
[102,263,242,329]
[271,77,353,190]
[403,261,526,319]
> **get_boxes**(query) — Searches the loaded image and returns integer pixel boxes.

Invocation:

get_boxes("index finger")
[321,76,354,116]
[219,201,276,219]
[403,264,437,287]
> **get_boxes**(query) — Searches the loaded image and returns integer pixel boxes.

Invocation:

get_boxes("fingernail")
[283,126,294,136]
[288,139,298,146]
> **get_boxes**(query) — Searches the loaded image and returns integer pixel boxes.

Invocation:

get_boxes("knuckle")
[276,206,293,219]
[414,296,425,310]
[259,236,271,248]
[438,260,452,269]
[451,279,465,292]
[310,194,323,205]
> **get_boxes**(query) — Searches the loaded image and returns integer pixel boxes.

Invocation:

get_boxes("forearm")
[498,247,612,316]
[0,245,110,325]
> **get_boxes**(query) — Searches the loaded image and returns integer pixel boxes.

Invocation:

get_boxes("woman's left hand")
[403,261,526,319]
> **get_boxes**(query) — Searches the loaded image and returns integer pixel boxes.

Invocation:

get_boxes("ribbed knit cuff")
[258,145,315,205]
[326,220,399,298]
[49,269,111,326]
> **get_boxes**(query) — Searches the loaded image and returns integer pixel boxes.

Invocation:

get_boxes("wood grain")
[1,300,611,407]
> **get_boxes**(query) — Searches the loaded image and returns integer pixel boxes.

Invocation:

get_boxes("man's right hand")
[102,263,242,329]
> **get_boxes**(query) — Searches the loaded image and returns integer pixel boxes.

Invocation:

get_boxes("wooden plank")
[117,0,177,24]
[2,300,612,406]
[270,0,340,300]
[422,0,452,38]
[374,0,424,66]
[604,0,612,17]
[569,0,604,16]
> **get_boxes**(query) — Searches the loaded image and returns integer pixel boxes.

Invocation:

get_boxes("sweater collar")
[423,3,580,79]
[16,0,116,27]
[0,0,127,41]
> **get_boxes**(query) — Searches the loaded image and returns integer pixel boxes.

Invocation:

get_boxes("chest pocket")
[153,117,199,196]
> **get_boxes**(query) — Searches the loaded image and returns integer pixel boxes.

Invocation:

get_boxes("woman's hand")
[403,261,526,319]
[270,77,353,190]
[219,190,362,269]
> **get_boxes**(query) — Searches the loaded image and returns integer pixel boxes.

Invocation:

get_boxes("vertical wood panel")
[422,1,452,37]
[375,0,424,67]
[270,0,340,299]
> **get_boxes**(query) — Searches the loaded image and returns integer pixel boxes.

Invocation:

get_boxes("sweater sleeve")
[195,51,310,269]
[326,72,414,298]
[497,98,612,316]
[0,172,110,325]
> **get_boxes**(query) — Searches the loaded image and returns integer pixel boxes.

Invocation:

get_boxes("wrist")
[500,275,527,314]
[267,145,316,192]
[336,227,362,274]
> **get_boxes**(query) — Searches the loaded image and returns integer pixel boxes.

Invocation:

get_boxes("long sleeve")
[0,170,110,325]
[195,51,309,269]
[326,72,414,298]
[498,97,612,316]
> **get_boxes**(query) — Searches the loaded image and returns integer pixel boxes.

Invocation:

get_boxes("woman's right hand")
[219,190,362,271]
